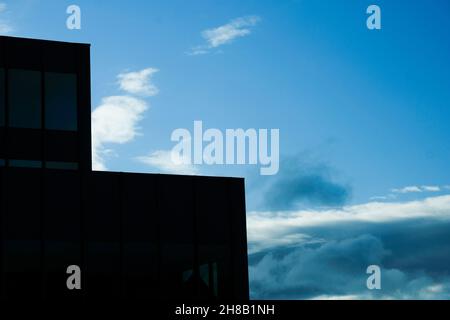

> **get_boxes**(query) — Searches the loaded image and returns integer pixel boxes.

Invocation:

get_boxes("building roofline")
[0,35,91,47]
[91,170,246,182]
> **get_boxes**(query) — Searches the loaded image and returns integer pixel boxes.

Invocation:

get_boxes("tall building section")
[0,35,249,300]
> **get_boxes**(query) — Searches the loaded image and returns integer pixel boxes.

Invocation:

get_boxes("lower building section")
[0,168,249,300]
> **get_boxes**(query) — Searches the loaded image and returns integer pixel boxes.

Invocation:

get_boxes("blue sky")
[2,0,450,299]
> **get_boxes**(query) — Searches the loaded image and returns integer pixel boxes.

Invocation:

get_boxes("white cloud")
[188,46,211,56]
[136,150,198,175]
[369,194,397,201]
[188,15,260,55]
[117,68,159,97]
[371,185,447,202]
[311,295,362,300]
[0,3,6,13]
[247,195,450,254]
[391,186,422,193]
[92,96,148,170]
[0,22,11,34]
[369,196,388,201]
[92,67,159,170]
[203,16,260,48]
[391,185,441,194]
[422,185,441,192]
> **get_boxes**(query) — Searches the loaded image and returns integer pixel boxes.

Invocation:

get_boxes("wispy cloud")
[0,2,13,34]
[369,194,397,201]
[391,186,422,193]
[203,15,260,48]
[117,68,159,97]
[136,150,198,175]
[92,68,158,170]
[391,185,441,194]
[422,185,441,192]
[369,185,448,202]
[188,15,261,55]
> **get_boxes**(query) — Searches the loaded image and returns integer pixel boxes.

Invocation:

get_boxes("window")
[85,174,121,297]
[45,161,79,170]
[3,240,42,297]
[198,245,231,298]
[123,242,158,298]
[45,72,78,131]
[200,262,218,297]
[8,69,42,129]
[44,170,81,241]
[121,175,159,298]
[0,68,5,126]
[44,241,82,298]
[3,169,42,297]
[86,242,121,298]
[9,160,43,168]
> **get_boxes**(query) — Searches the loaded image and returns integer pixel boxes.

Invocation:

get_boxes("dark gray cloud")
[249,218,450,300]
[250,234,386,299]
[246,153,450,299]
[261,156,351,211]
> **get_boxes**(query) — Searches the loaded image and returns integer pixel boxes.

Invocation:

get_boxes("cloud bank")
[248,194,450,300]
[250,233,450,300]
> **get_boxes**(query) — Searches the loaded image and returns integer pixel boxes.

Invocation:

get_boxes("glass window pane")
[86,242,121,298]
[199,245,232,298]
[3,169,42,297]
[45,72,78,131]
[44,170,81,241]
[161,244,196,299]
[44,241,82,298]
[123,242,159,298]
[0,68,4,126]
[9,160,43,168]
[45,161,78,170]
[8,69,42,129]
[3,240,42,297]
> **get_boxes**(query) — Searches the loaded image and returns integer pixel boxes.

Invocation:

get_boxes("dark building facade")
[0,36,249,300]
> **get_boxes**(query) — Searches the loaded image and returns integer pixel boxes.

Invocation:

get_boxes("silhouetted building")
[0,36,249,300]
